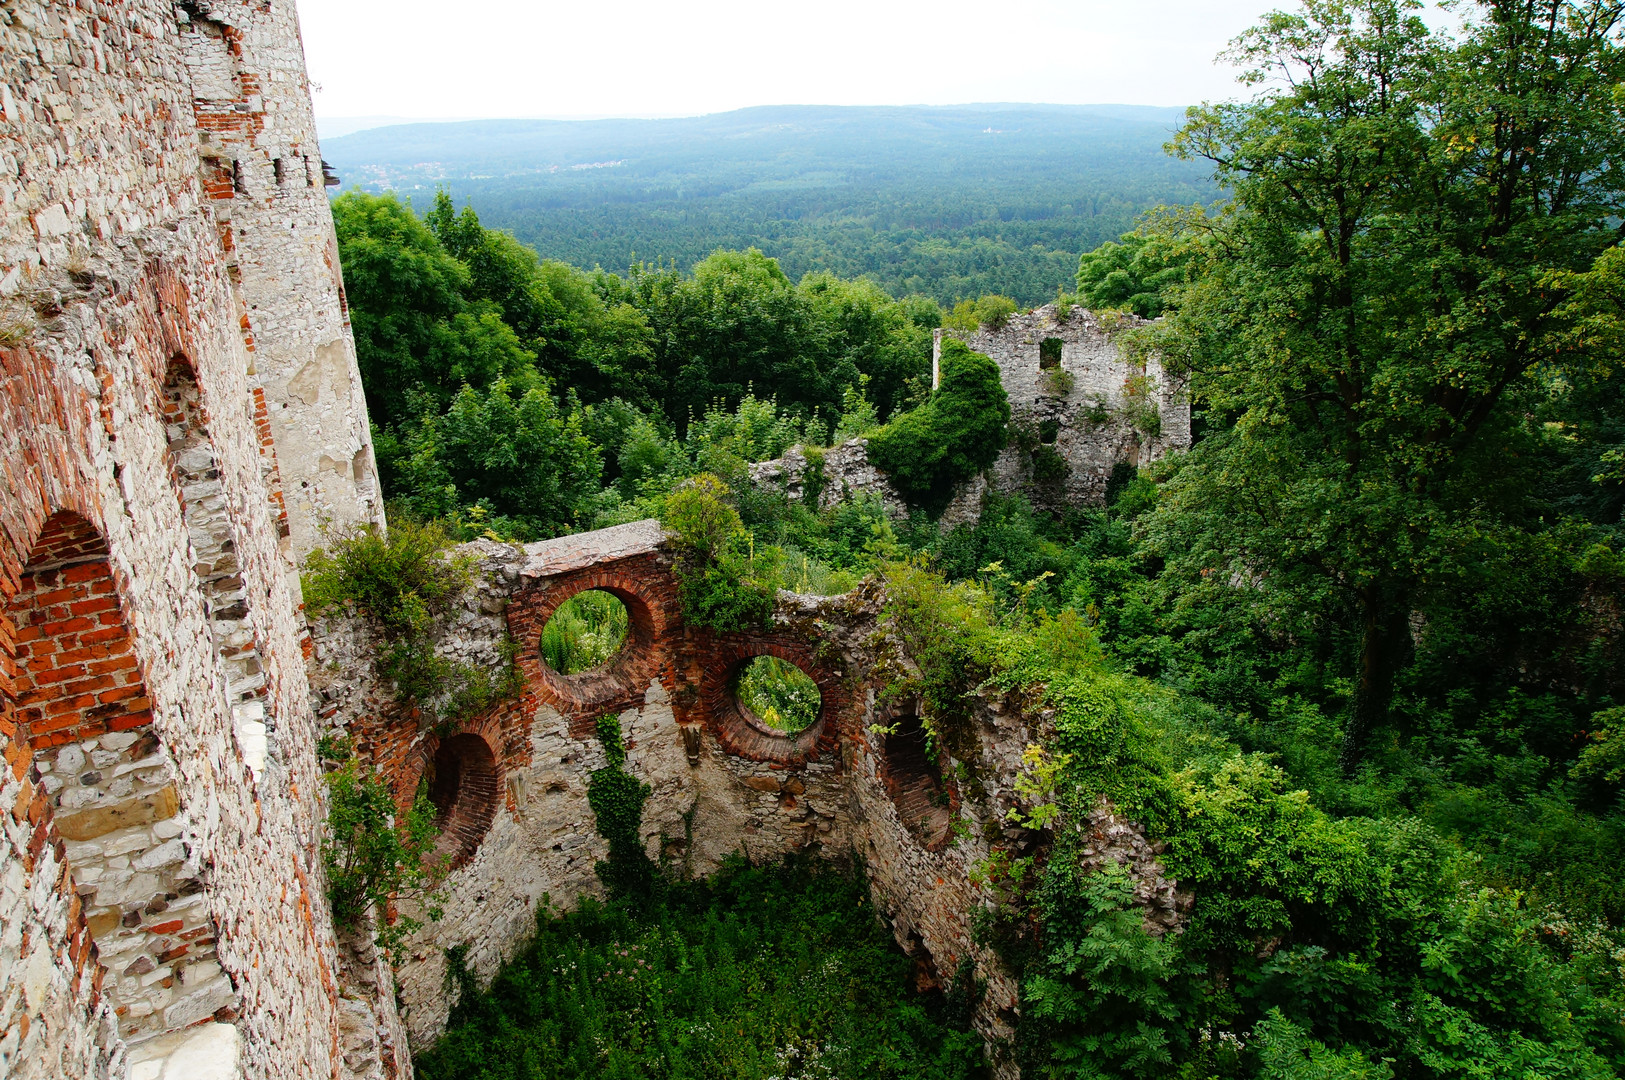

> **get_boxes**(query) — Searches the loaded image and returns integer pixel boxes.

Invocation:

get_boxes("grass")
[735,656,821,734]
[415,858,986,1080]
[542,590,630,675]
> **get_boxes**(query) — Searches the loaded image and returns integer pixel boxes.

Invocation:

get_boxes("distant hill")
[322,104,1216,305]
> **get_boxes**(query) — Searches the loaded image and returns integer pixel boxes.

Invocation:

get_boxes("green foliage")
[1147,0,1625,768]
[942,294,1018,333]
[386,378,602,540]
[413,859,985,1080]
[867,339,1010,513]
[541,590,630,675]
[332,191,541,430]
[320,740,441,953]
[663,475,782,633]
[734,656,821,734]
[1075,232,1189,320]
[303,521,518,724]
[587,714,655,897]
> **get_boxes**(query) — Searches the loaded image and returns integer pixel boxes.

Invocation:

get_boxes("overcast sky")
[298,0,1285,126]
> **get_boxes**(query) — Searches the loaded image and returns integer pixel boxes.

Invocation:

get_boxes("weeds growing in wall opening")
[541,589,630,674]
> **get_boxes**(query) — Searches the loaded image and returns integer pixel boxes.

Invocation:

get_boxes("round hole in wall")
[732,655,822,735]
[540,589,631,675]
[428,733,500,866]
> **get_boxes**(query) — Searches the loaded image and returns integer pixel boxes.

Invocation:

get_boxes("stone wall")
[0,1,393,1078]
[312,522,1190,1079]
[174,0,384,574]
[748,304,1190,529]
[964,304,1190,510]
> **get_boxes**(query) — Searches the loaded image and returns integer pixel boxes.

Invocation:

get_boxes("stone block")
[55,785,178,841]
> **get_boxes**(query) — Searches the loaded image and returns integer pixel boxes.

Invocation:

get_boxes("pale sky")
[297,0,1285,124]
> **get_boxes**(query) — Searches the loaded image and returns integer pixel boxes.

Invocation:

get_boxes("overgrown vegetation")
[413,858,985,1080]
[866,339,1011,513]
[335,1,1625,1073]
[734,656,821,734]
[318,735,442,952]
[663,474,782,633]
[587,713,656,898]
[541,590,630,674]
[303,520,519,725]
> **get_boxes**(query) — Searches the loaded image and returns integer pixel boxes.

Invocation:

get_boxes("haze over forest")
[321,104,1212,305]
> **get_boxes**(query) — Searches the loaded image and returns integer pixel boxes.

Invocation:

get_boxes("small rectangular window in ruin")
[273,157,285,186]
[231,158,247,196]
[1039,337,1063,369]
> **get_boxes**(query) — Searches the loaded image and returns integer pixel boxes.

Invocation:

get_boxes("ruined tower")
[0,2,392,1076]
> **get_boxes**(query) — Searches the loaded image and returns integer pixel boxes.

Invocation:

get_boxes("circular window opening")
[541,590,631,675]
[733,656,822,735]
[427,733,500,864]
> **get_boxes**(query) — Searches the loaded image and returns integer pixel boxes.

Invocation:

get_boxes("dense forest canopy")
[321,1,1625,1077]
[323,104,1215,306]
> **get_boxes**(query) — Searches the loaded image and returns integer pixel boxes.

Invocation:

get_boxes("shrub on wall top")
[866,338,1010,513]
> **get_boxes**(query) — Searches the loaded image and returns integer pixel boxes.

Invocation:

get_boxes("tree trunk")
[1341,591,1410,775]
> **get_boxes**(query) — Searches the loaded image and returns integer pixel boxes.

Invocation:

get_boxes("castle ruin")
[0,6,1185,1078]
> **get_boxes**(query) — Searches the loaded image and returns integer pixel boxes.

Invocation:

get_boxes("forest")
[315,1,1625,1077]
[321,104,1213,306]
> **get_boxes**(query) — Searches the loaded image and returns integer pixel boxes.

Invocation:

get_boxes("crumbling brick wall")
[1,1,395,1077]
[309,522,1190,1079]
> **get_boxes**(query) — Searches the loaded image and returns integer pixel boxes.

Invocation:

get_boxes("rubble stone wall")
[312,523,1189,1079]
[965,304,1190,510]
[0,1,394,1078]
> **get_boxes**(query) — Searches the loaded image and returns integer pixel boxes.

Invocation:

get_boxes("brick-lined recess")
[8,513,152,750]
[878,713,955,851]
[161,361,270,708]
[363,545,856,859]
[426,732,502,870]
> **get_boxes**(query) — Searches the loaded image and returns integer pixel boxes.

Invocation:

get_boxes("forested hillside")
[319,2,1625,1077]
[322,104,1213,305]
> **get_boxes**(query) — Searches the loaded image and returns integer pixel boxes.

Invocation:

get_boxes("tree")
[867,338,1010,512]
[1076,232,1189,319]
[1146,0,1625,769]
[389,379,601,539]
[425,192,659,409]
[332,192,538,429]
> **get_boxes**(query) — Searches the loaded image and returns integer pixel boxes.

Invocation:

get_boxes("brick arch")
[398,717,505,872]
[509,565,675,721]
[697,640,846,766]
[1,510,235,1044]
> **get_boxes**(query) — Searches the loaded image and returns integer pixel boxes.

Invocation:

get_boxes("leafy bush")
[303,521,519,724]
[541,590,630,674]
[319,738,441,952]
[663,474,782,633]
[414,859,984,1080]
[735,656,821,733]
[1039,367,1075,398]
[943,294,1019,332]
[867,339,1010,512]
[384,377,602,541]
